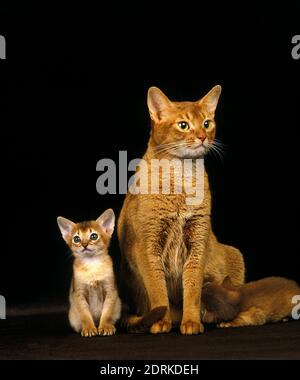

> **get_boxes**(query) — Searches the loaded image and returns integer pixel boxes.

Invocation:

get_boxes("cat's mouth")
[176,144,208,158]
[194,144,207,151]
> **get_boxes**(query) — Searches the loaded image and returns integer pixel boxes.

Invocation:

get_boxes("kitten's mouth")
[81,249,99,258]
[82,248,93,253]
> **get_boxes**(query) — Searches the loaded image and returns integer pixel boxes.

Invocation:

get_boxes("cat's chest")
[161,220,187,271]
[74,259,109,287]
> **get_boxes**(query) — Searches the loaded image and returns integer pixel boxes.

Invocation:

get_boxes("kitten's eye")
[178,121,190,131]
[204,120,211,129]
[90,233,98,241]
[73,236,81,244]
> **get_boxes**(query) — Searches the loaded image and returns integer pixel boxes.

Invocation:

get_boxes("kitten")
[201,276,300,328]
[118,86,245,335]
[57,209,121,337]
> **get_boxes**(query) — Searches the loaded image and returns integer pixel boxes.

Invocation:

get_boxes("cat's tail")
[122,306,167,333]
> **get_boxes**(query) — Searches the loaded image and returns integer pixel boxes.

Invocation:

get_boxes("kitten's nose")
[82,242,89,248]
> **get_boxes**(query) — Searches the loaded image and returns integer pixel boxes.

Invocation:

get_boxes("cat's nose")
[197,132,207,142]
[82,242,89,248]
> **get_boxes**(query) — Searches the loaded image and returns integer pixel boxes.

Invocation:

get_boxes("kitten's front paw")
[98,325,116,336]
[81,325,98,338]
[150,318,172,334]
[180,320,204,335]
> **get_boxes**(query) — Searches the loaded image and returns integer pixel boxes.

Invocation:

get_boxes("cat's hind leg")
[218,307,266,328]
[223,244,245,286]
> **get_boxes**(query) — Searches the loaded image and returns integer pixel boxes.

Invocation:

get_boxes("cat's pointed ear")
[199,85,222,116]
[96,208,115,237]
[221,276,235,290]
[147,87,174,122]
[57,216,75,240]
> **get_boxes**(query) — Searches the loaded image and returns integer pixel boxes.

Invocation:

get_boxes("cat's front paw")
[98,324,116,336]
[150,318,172,334]
[180,320,204,335]
[81,325,98,338]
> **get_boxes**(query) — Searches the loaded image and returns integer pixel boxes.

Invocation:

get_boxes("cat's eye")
[204,120,211,129]
[73,235,81,244]
[178,121,190,131]
[90,233,98,241]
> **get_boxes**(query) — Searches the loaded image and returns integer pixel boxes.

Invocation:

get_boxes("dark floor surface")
[1,305,299,360]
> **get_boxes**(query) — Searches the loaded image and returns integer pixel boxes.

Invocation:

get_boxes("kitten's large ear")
[57,216,75,240]
[147,87,174,122]
[96,209,115,237]
[199,85,222,116]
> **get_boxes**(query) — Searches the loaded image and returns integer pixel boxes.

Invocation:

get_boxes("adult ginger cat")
[118,86,245,335]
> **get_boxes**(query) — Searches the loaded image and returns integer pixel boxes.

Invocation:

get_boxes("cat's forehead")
[173,101,196,110]
[173,101,206,119]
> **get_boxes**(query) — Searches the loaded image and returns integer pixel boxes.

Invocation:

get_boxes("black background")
[0,1,299,305]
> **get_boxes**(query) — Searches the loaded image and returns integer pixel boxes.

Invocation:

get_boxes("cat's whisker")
[211,140,227,151]
[212,142,227,150]
[154,142,191,153]
[153,146,181,155]
[208,145,220,162]
[155,144,188,153]
[210,147,225,159]
[212,145,228,154]
[213,146,226,160]
[154,139,229,160]
[154,141,188,149]
[213,139,230,151]
[211,142,225,154]
[153,142,192,157]
[208,144,225,164]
